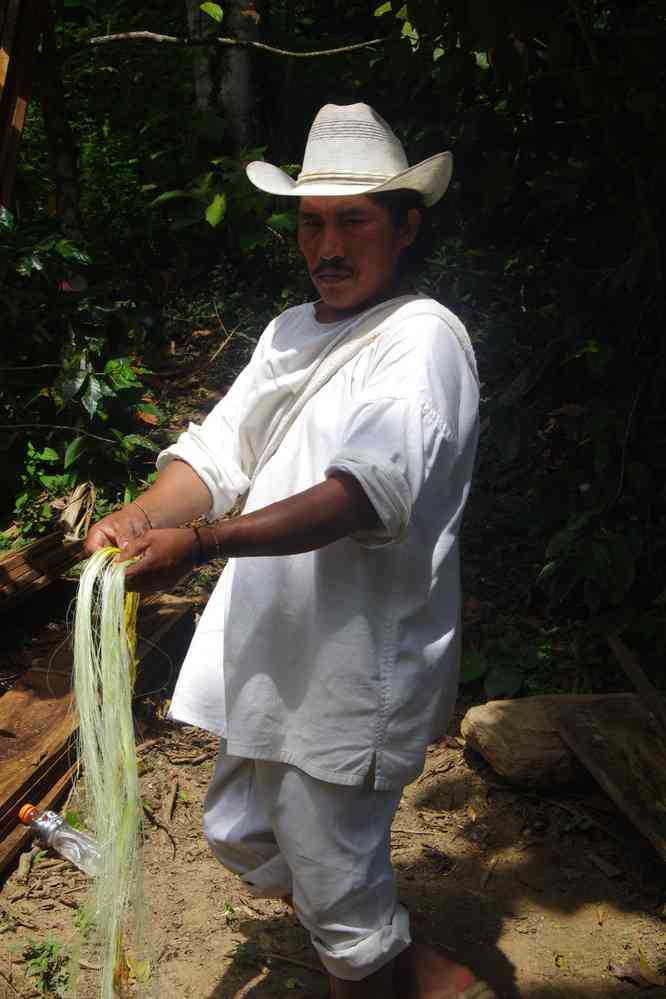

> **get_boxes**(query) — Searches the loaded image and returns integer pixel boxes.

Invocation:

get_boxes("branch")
[0,424,117,443]
[62,31,388,61]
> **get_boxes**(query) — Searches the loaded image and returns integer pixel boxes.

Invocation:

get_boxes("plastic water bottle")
[18,804,102,877]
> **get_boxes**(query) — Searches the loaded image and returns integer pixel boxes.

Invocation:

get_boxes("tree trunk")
[37,3,83,241]
[184,0,219,112]
[218,0,260,152]
[183,0,260,154]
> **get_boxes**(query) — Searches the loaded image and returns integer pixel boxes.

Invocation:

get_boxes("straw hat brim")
[246,151,453,208]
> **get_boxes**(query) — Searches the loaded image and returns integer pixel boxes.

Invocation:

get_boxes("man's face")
[297,195,419,322]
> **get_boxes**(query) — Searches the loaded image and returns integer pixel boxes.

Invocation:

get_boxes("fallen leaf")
[127,953,151,983]
[285,978,302,989]
[136,409,159,425]
[241,8,261,21]
[596,905,606,926]
[467,804,478,823]
[554,952,567,969]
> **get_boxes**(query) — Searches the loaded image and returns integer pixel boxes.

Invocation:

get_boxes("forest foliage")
[1,0,665,683]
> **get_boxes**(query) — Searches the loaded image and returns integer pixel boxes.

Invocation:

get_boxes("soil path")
[1,707,665,999]
[1,320,664,999]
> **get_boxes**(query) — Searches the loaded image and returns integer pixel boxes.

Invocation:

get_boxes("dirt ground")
[2,691,666,999]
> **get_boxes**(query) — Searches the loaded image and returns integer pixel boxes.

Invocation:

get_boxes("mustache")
[313,259,352,277]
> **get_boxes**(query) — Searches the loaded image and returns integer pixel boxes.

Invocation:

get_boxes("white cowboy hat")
[246,102,452,208]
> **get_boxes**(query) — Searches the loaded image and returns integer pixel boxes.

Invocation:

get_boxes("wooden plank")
[552,697,666,863]
[0,530,66,574]
[0,593,195,872]
[0,0,47,208]
[0,0,21,99]
[0,539,84,610]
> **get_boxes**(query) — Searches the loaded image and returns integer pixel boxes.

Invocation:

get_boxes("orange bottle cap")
[18,804,38,825]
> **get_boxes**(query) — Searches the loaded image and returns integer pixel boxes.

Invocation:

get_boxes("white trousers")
[202,747,411,981]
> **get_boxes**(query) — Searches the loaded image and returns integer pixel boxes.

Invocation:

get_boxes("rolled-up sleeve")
[325,394,454,548]
[156,354,262,519]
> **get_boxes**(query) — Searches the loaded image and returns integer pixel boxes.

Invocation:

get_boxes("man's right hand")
[83,459,214,557]
[84,504,153,555]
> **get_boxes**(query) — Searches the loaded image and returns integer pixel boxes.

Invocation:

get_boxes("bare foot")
[394,942,478,998]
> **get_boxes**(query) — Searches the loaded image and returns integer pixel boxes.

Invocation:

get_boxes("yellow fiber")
[73,548,146,998]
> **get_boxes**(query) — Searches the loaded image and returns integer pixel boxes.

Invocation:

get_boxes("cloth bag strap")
[250,297,410,484]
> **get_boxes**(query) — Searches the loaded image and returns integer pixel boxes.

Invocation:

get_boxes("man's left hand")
[117,527,197,593]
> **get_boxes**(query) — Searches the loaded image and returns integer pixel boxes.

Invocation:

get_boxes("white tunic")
[159,296,479,789]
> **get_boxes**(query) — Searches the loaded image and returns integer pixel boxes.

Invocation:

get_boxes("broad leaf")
[64,436,87,469]
[81,375,112,418]
[205,193,227,227]
[123,433,159,452]
[105,358,141,390]
[268,212,296,233]
[52,239,91,265]
[374,2,392,15]
[200,2,224,22]
[57,353,88,402]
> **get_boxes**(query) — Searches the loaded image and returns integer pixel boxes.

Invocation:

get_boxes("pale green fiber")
[73,548,145,999]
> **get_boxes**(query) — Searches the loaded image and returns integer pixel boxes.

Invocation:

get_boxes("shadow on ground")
[206,744,666,998]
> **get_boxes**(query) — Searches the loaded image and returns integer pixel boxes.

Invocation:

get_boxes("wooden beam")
[0,0,48,208]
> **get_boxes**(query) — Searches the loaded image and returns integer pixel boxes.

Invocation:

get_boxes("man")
[85,104,490,998]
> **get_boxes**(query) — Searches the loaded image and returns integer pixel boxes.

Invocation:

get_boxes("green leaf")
[267,212,296,233]
[104,358,141,390]
[81,376,108,418]
[200,2,224,22]
[0,206,14,231]
[484,665,524,699]
[374,2,392,14]
[52,239,91,265]
[58,353,88,403]
[38,447,60,463]
[150,189,190,206]
[123,433,159,452]
[16,253,44,276]
[64,436,87,469]
[205,193,227,227]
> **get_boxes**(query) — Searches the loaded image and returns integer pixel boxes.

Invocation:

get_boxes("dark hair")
[368,189,430,277]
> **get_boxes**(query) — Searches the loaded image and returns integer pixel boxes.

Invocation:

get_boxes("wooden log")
[0,592,195,873]
[551,697,666,863]
[460,693,644,788]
